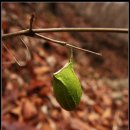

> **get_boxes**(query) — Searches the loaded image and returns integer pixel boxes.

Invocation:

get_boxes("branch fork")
[2,14,128,59]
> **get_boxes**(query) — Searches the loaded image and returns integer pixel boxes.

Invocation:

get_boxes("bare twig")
[2,14,128,57]
[66,44,102,56]
[2,28,128,39]
[29,14,35,31]
[34,33,102,56]
[34,33,66,46]
[19,37,31,61]
[2,42,26,66]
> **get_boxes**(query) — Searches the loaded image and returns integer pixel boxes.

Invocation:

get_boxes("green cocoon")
[52,61,82,111]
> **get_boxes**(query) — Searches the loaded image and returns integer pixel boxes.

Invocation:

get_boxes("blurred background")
[2,2,128,130]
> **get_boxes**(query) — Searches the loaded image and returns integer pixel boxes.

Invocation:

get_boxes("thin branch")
[19,37,31,61]
[34,33,66,46]
[2,27,128,39]
[29,14,35,31]
[66,44,102,56]
[32,28,128,33]
[2,20,128,56]
[34,33,102,56]
[2,42,26,66]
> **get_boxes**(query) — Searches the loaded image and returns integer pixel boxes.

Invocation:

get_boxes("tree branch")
[34,33,102,56]
[2,28,128,39]
[2,27,128,56]
[2,13,128,56]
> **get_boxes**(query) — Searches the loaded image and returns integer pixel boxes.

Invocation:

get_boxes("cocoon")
[52,61,82,111]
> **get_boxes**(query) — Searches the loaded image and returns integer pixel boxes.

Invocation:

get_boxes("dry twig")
[2,14,128,57]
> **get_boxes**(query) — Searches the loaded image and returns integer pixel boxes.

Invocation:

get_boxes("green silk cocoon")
[52,61,82,111]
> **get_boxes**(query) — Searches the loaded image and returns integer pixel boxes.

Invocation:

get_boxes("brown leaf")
[76,110,86,119]
[10,106,21,116]
[21,99,38,120]
[50,109,62,121]
[88,112,99,122]
[70,118,93,130]
[93,105,104,115]
[101,95,112,106]
[9,105,23,122]
[61,109,70,120]
[39,85,51,96]
[27,80,45,92]
[40,123,54,130]
[2,122,36,130]
[34,66,50,75]
[95,124,110,130]
[102,108,112,119]
[30,95,43,106]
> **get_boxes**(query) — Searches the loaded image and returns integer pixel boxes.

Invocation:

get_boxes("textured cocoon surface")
[52,61,82,111]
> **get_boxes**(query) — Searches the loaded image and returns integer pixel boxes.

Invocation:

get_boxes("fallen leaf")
[101,95,112,106]
[26,80,45,92]
[2,122,36,130]
[10,106,21,116]
[102,108,112,119]
[21,99,38,120]
[88,112,99,122]
[38,122,54,130]
[93,105,104,115]
[70,118,93,130]
[34,66,50,75]
[61,109,70,120]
